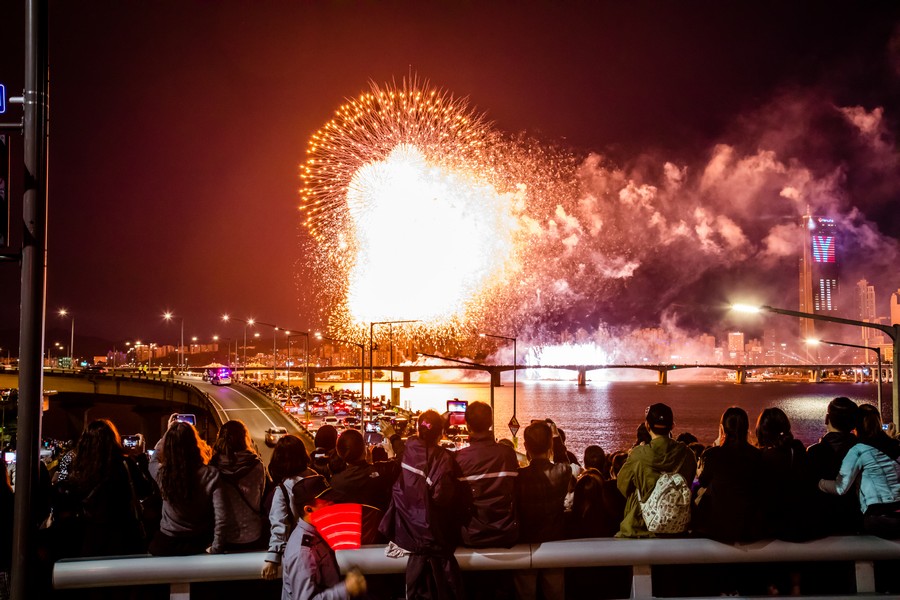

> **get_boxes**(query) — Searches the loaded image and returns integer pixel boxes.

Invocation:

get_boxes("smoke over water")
[301,80,900,365]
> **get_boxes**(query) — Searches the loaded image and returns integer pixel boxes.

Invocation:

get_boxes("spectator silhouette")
[210,420,270,552]
[379,409,466,599]
[617,403,696,539]
[819,403,900,539]
[693,407,764,543]
[807,397,861,536]
[515,420,573,600]
[262,434,319,581]
[149,417,225,555]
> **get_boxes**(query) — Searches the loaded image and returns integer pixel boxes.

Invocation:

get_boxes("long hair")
[70,419,125,492]
[158,422,212,505]
[856,403,900,461]
[268,434,310,483]
[212,420,254,462]
[755,407,795,449]
[0,452,11,499]
[720,407,750,447]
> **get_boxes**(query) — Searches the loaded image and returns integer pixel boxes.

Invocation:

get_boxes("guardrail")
[52,535,900,599]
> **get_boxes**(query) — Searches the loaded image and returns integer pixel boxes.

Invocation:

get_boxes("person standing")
[282,475,367,600]
[455,401,519,549]
[515,420,573,600]
[149,417,226,555]
[262,434,321,580]
[616,403,696,539]
[379,410,466,599]
[68,419,149,556]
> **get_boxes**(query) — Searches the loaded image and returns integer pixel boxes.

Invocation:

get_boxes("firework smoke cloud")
[300,77,900,364]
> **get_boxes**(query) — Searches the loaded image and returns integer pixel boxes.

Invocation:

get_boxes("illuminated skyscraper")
[891,289,900,326]
[799,213,839,338]
[857,279,877,346]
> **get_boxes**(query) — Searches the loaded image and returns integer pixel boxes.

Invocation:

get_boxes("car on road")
[333,403,350,416]
[322,416,340,428]
[80,365,109,375]
[311,404,329,417]
[264,426,288,447]
[342,416,360,429]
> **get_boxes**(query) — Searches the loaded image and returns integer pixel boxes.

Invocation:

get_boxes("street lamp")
[807,338,884,412]
[58,308,74,368]
[223,315,256,379]
[731,303,900,426]
[480,332,518,421]
[316,332,365,421]
[419,352,495,432]
[369,320,420,405]
[249,320,281,383]
[163,312,184,371]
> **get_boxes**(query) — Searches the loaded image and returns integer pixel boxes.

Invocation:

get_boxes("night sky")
[0,1,899,358]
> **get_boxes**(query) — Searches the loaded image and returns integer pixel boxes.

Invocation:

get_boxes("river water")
[327,376,882,461]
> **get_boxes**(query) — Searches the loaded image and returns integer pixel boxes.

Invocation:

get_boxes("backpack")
[637,472,691,534]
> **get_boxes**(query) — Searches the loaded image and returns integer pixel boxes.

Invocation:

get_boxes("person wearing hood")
[311,425,339,481]
[210,420,270,551]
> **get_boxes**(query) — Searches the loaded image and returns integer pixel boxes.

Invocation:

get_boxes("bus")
[203,367,233,386]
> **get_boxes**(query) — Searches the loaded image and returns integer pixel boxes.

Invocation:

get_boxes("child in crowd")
[282,475,366,600]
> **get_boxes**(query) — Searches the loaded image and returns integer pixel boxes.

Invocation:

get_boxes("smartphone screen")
[883,423,890,431]
[175,414,196,426]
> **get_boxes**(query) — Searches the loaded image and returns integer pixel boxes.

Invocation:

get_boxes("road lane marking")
[223,387,279,427]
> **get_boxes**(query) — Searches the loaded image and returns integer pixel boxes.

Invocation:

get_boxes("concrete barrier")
[53,535,900,599]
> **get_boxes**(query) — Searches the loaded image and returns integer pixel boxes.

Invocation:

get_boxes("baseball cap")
[646,403,674,432]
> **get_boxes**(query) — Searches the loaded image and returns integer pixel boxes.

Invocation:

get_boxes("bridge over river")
[229,361,890,387]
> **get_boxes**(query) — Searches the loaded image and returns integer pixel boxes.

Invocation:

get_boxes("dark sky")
[1,1,899,356]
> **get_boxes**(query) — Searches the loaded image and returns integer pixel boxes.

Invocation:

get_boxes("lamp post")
[249,320,280,383]
[58,308,74,368]
[369,320,420,406]
[286,331,309,394]
[317,332,365,426]
[223,315,255,379]
[419,351,495,432]
[163,312,184,371]
[807,338,884,412]
[732,303,900,426]
[480,332,518,420]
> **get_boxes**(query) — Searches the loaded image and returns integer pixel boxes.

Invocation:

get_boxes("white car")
[322,416,340,428]
[264,426,288,447]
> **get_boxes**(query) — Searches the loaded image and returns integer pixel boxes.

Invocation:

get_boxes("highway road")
[183,377,313,463]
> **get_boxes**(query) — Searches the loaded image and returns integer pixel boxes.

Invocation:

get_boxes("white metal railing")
[52,535,900,599]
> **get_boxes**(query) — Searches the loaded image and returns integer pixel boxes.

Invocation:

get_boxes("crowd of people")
[1,395,899,599]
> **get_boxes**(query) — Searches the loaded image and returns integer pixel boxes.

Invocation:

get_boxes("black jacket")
[455,432,520,547]
[379,436,465,556]
[327,459,400,511]
[516,457,573,543]
[807,431,861,535]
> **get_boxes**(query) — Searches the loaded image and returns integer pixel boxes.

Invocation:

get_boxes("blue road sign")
[0,84,5,114]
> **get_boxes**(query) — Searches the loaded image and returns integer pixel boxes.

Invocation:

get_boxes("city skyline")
[1,2,899,357]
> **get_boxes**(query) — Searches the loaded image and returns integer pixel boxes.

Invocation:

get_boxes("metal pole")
[243,324,247,380]
[892,327,899,427]
[69,316,74,368]
[389,323,394,405]
[273,328,277,383]
[12,1,49,598]
[359,344,365,409]
[304,335,309,422]
[287,337,291,391]
[876,348,883,415]
[180,318,184,371]
[513,337,517,419]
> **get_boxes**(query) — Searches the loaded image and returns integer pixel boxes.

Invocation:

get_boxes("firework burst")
[300,78,552,337]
